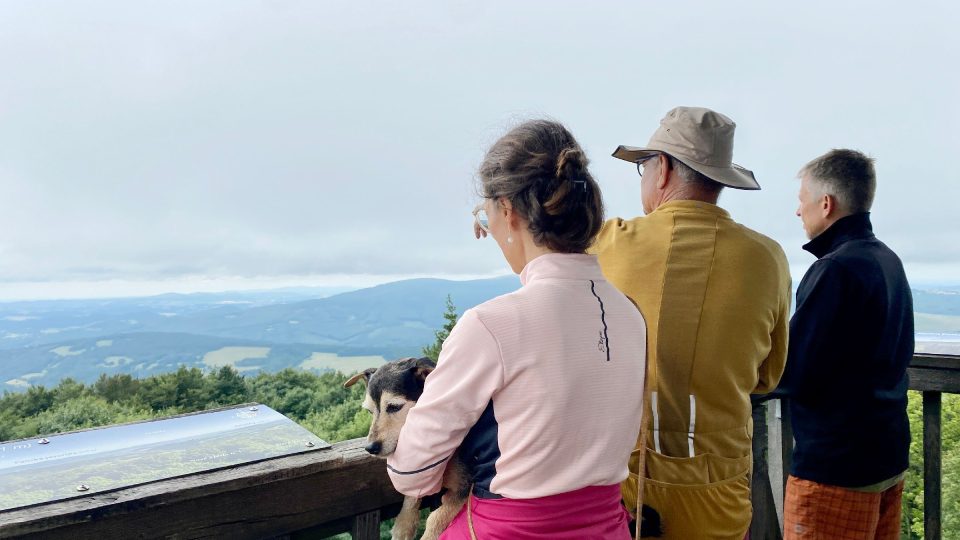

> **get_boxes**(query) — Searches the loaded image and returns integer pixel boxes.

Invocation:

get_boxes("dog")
[344,357,470,540]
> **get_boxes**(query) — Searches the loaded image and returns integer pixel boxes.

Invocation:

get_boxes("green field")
[299,352,385,374]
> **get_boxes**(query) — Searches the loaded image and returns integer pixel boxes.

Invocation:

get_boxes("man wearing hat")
[592,106,791,539]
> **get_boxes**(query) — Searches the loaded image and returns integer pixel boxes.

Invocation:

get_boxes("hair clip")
[573,180,587,192]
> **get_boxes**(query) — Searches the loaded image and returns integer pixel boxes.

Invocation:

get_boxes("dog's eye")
[385,403,404,414]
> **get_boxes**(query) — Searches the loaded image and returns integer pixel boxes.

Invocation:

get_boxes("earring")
[507,236,513,244]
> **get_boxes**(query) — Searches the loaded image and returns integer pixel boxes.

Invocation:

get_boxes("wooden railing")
[2,352,957,540]
[751,352,960,540]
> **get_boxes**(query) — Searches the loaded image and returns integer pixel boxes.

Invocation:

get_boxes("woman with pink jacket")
[387,120,647,539]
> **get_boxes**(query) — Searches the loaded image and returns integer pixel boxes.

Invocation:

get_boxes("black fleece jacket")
[778,212,913,487]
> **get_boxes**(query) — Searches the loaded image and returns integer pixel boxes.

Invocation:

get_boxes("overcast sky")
[0,1,957,300]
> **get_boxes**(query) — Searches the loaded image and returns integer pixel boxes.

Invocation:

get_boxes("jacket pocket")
[634,450,752,540]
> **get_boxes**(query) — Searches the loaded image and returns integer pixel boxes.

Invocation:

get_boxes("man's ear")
[821,193,836,218]
[344,367,378,388]
[412,357,436,383]
[656,154,670,190]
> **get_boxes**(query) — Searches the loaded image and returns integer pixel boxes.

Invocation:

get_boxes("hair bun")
[556,147,585,179]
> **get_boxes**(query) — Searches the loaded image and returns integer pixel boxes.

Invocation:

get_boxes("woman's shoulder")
[468,288,525,320]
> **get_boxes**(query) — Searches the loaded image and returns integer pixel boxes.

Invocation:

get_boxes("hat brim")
[612,145,760,190]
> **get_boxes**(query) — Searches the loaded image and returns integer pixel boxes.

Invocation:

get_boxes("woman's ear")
[498,197,520,231]
[497,197,513,215]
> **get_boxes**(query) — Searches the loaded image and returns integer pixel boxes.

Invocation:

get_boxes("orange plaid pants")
[784,475,903,540]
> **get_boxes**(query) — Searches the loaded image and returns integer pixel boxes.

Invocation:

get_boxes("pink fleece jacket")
[387,253,646,499]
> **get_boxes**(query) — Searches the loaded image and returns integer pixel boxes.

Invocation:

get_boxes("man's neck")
[660,186,721,206]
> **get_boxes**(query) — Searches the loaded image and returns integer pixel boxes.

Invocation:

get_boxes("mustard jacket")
[592,200,791,539]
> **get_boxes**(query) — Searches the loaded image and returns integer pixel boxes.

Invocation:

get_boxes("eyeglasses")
[473,203,489,233]
[635,154,660,178]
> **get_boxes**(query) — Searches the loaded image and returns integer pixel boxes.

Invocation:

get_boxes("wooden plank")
[750,401,783,540]
[779,399,793,494]
[923,391,942,540]
[351,509,381,540]
[0,439,404,540]
[911,354,960,370]
[767,400,785,527]
[289,502,401,539]
[909,366,960,394]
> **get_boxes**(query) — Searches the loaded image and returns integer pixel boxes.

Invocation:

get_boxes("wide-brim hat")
[612,106,760,190]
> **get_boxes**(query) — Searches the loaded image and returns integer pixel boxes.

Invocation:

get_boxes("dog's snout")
[365,441,383,455]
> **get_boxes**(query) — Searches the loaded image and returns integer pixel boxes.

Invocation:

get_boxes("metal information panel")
[0,404,330,511]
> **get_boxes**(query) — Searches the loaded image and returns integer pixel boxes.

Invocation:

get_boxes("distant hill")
[1,277,956,391]
[0,276,520,390]
[914,289,960,317]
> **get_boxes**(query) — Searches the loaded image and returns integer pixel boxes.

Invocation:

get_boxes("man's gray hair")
[668,156,724,194]
[799,149,876,214]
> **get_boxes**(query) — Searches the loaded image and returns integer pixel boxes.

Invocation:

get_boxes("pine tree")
[422,295,458,362]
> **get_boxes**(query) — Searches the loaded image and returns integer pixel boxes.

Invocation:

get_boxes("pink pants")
[439,484,631,540]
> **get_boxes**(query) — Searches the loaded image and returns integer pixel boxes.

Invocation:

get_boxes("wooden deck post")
[923,390,942,540]
[779,399,793,494]
[750,400,783,540]
[351,509,381,540]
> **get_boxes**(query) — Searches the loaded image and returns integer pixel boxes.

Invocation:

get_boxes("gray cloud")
[0,1,958,295]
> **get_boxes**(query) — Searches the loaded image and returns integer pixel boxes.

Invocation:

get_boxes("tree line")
[0,366,371,445]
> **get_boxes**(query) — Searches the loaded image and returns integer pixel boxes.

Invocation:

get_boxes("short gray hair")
[668,156,724,194]
[799,149,876,214]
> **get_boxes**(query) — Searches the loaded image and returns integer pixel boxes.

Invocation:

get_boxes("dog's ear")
[412,357,436,383]
[344,367,378,388]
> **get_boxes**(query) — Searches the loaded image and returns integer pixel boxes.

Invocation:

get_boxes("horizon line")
[0,272,519,303]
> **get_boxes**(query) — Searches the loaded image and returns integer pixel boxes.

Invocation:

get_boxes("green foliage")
[52,378,86,404]
[21,385,55,416]
[302,401,370,443]
[93,373,140,403]
[903,391,925,538]
[422,295,458,362]
[0,365,373,445]
[33,395,154,435]
[208,366,249,406]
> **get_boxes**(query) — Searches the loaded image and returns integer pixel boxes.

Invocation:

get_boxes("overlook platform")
[1,352,957,540]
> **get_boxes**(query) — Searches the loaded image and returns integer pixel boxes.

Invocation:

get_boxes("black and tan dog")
[344,357,470,540]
